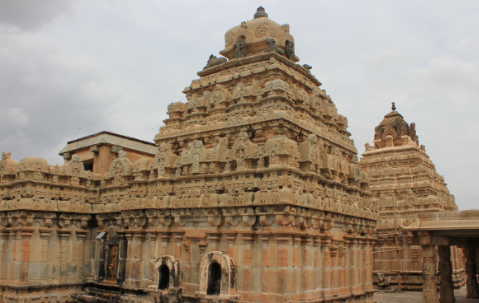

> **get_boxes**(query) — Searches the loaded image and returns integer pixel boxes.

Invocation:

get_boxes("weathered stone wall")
[0,8,379,303]
[360,108,465,290]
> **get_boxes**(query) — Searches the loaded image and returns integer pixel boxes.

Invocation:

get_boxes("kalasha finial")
[254,6,268,19]
[392,102,396,111]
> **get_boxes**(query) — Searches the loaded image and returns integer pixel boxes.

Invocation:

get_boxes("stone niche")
[360,106,465,290]
[0,7,378,303]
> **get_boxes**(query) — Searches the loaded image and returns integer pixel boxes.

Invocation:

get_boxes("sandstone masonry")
[359,104,465,290]
[0,8,378,303]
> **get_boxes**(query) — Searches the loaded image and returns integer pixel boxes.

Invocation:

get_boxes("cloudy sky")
[0,0,478,209]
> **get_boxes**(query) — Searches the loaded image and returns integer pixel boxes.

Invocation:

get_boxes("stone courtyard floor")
[374,286,479,302]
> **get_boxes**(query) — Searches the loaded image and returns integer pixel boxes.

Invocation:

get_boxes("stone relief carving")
[265,38,284,55]
[204,55,227,70]
[285,39,295,61]
[232,36,246,59]
[109,150,133,185]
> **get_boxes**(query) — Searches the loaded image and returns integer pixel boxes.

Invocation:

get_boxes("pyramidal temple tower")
[0,8,378,303]
[359,104,465,290]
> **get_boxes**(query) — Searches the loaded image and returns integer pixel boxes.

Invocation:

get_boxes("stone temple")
[0,8,379,303]
[359,104,465,290]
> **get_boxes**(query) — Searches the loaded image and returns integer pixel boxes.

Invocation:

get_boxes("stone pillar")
[464,243,479,298]
[241,232,256,295]
[368,239,375,291]
[379,238,387,273]
[58,230,72,282]
[146,232,157,283]
[386,238,394,273]
[20,230,33,281]
[224,231,238,259]
[117,232,128,284]
[258,232,271,300]
[10,231,18,281]
[39,229,52,280]
[132,232,145,287]
[159,232,171,256]
[329,241,339,297]
[422,244,438,303]
[438,245,455,303]
[352,239,359,293]
[360,240,367,293]
[272,233,292,301]
[76,230,87,279]
[344,239,353,295]
[292,235,300,300]
[173,232,184,259]
[301,236,313,300]
[0,231,9,281]
[312,236,322,298]
[97,234,107,281]
[321,237,331,298]
[148,232,158,260]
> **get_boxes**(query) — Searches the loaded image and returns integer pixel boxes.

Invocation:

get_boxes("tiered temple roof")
[0,8,379,303]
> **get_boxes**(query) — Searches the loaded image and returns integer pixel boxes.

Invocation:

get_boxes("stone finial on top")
[392,102,396,111]
[254,6,268,19]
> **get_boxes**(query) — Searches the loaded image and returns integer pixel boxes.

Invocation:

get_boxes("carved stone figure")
[377,272,391,288]
[285,39,295,60]
[265,38,284,55]
[303,64,312,73]
[232,36,246,59]
[204,54,227,69]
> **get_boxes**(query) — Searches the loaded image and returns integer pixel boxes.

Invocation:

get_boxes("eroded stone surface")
[0,7,378,303]
[359,105,465,290]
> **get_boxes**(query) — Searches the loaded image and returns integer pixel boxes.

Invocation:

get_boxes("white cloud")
[0,0,73,30]
[0,30,126,164]
[0,108,29,127]
[367,49,412,71]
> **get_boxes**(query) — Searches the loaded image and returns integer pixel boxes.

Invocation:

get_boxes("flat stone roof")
[59,131,158,156]
[406,210,479,237]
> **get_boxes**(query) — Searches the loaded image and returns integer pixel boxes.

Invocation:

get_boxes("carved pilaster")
[76,230,87,279]
[0,231,8,280]
[159,232,171,256]
[96,232,107,281]
[8,231,17,281]
[321,237,331,298]
[117,231,128,284]
[19,229,33,281]
[224,231,238,258]
[422,242,439,303]
[148,232,158,260]
[438,245,455,303]
[57,229,72,283]
[464,243,479,299]
[173,231,184,258]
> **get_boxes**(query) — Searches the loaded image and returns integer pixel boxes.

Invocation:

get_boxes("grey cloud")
[0,0,73,30]
[0,31,120,164]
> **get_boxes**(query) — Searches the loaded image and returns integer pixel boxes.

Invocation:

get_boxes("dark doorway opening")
[158,265,170,290]
[83,160,94,172]
[207,262,221,295]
